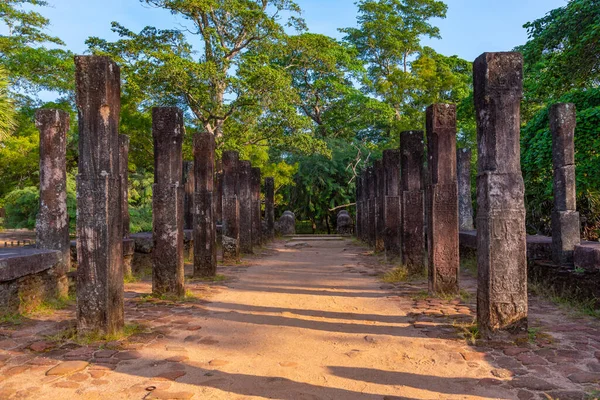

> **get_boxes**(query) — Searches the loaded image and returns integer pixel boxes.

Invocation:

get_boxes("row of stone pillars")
[33,55,277,335]
[356,52,581,338]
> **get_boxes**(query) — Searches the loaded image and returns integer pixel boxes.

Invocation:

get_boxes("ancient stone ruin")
[278,211,296,235]
[336,210,353,235]
[74,55,124,334]
[152,107,185,297]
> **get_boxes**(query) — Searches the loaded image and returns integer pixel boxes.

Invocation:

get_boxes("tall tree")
[87,0,306,138]
[0,0,73,98]
[520,0,600,108]
[340,0,448,128]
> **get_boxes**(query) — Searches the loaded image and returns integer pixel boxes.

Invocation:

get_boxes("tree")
[520,0,600,112]
[0,0,73,99]
[87,0,306,138]
[340,0,448,127]
[0,66,16,141]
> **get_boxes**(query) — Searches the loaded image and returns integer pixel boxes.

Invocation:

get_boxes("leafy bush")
[521,88,600,239]
[130,205,152,234]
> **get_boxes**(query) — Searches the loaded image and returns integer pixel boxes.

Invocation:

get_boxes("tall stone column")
[74,56,123,334]
[383,149,401,258]
[35,109,70,296]
[401,130,425,274]
[119,134,134,278]
[119,134,130,239]
[265,177,275,240]
[550,103,580,265]
[374,160,385,252]
[356,173,363,240]
[367,166,376,247]
[360,171,368,243]
[215,172,223,224]
[426,104,459,294]
[238,161,253,253]
[222,151,240,262]
[193,133,217,277]
[183,161,195,230]
[251,168,262,246]
[152,107,184,297]
[474,52,527,337]
[457,148,475,230]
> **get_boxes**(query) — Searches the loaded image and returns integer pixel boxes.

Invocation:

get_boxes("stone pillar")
[35,109,70,296]
[374,160,385,252]
[337,210,353,235]
[474,52,527,337]
[119,135,130,239]
[119,134,134,278]
[367,166,376,247]
[222,151,240,262]
[238,161,253,253]
[183,161,195,230]
[265,177,275,240]
[193,133,217,277]
[426,104,459,294]
[550,103,580,265]
[251,168,262,247]
[152,107,184,297]
[215,172,223,224]
[383,149,401,258]
[74,56,124,334]
[400,130,425,274]
[355,173,362,240]
[457,148,475,230]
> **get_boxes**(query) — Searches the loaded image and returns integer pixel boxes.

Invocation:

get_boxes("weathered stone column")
[401,130,425,274]
[337,210,353,235]
[193,133,217,277]
[74,56,124,334]
[474,52,527,337]
[183,161,195,230]
[383,149,401,258]
[152,107,184,297]
[238,161,253,253]
[550,103,580,265]
[426,104,459,294]
[35,109,70,296]
[215,172,223,224]
[457,148,475,230]
[119,134,134,278]
[374,160,385,252]
[367,166,376,247]
[251,167,262,247]
[222,151,240,262]
[355,173,362,240]
[119,134,130,239]
[265,177,275,241]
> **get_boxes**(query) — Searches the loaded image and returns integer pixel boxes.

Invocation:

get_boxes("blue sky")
[37,0,568,62]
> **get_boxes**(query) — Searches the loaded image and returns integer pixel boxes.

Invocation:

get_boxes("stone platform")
[0,247,67,313]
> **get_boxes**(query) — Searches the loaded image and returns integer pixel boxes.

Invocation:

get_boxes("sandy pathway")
[1,238,599,399]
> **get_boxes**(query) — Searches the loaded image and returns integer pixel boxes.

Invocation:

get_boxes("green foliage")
[0,0,74,98]
[2,173,77,231]
[0,66,16,140]
[520,0,600,120]
[521,87,600,239]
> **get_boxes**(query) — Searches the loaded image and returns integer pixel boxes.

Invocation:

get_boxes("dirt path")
[1,238,599,399]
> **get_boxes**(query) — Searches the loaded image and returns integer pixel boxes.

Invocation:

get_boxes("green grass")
[529,281,600,319]
[411,289,472,303]
[124,274,140,284]
[460,255,477,276]
[0,312,23,326]
[453,319,480,344]
[137,289,203,304]
[586,390,600,400]
[45,323,146,346]
[25,294,75,316]
[381,266,409,283]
